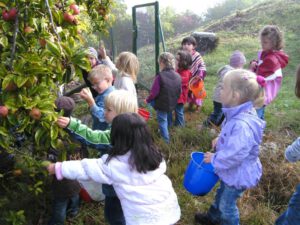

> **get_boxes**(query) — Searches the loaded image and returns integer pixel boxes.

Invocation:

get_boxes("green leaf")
[0,2,7,7]
[4,96,19,110]
[0,127,8,136]
[50,124,58,141]
[35,128,45,146]
[0,36,8,48]
[2,74,14,90]
[15,76,29,88]
[46,41,62,58]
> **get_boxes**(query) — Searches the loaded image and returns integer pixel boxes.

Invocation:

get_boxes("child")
[49,113,181,225]
[203,50,246,127]
[57,89,138,225]
[83,46,116,98]
[181,36,206,112]
[80,64,115,131]
[48,96,81,225]
[250,25,289,119]
[146,52,182,143]
[194,69,266,225]
[275,65,300,225]
[114,51,140,97]
[168,50,192,126]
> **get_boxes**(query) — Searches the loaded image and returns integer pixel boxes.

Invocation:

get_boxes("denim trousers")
[104,196,126,225]
[205,101,224,126]
[207,181,244,225]
[48,195,80,225]
[156,110,171,143]
[168,103,185,127]
[275,183,300,225]
[256,105,265,120]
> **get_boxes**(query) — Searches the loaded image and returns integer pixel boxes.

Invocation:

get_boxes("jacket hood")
[262,50,289,69]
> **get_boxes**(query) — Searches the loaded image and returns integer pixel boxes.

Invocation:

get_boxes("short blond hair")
[105,90,138,115]
[159,52,175,70]
[88,64,113,82]
[115,52,139,83]
[260,25,284,50]
[224,69,265,108]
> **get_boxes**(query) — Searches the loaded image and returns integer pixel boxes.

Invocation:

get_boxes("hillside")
[138,0,300,85]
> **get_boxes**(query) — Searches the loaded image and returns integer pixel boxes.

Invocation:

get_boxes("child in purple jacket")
[195,69,266,225]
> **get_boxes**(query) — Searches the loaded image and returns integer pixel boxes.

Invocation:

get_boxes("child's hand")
[212,137,219,149]
[249,60,258,72]
[47,163,56,175]
[57,116,70,128]
[98,46,107,59]
[204,152,214,163]
[80,88,95,106]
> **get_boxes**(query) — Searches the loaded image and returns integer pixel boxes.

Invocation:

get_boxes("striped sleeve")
[191,51,206,79]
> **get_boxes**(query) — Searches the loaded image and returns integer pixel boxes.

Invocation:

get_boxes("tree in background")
[101,0,203,56]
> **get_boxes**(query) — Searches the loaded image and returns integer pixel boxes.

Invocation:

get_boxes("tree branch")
[9,15,19,70]
[45,0,61,42]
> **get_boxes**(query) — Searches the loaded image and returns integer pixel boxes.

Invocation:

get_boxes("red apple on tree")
[24,26,34,34]
[8,8,17,20]
[39,38,47,48]
[0,106,8,117]
[70,3,80,15]
[30,108,41,120]
[2,10,10,21]
[63,12,75,23]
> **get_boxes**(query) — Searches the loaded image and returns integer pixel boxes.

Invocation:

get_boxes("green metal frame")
[132,1,166,74]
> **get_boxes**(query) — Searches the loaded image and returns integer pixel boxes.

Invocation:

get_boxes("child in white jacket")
[48,113,180,225]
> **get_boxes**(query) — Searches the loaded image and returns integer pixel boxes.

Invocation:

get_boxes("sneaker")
[194,212,217,225]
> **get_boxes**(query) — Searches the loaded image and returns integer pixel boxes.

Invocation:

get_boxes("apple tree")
[0,0,113,152]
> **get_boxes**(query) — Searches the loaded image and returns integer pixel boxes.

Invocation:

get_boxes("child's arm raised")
[57,116,111,150]
[285,137,300,163]
[80,88,95,107]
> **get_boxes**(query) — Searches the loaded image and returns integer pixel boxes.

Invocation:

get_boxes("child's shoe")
[194,212,218,225]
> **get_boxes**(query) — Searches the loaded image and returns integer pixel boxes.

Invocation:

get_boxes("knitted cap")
[55,96,75,117]
[88,47,98,60]
[229,50,246,68]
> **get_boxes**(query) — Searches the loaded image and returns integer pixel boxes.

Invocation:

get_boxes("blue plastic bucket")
[184,152,219,196]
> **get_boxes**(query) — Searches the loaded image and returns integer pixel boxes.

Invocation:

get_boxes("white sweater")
[113,73,137,97]
[59,152,181,225]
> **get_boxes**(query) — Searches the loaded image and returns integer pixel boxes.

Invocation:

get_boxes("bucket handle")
[188,76,203,90]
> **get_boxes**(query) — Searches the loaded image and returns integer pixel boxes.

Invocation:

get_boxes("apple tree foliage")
[0,0,114,151]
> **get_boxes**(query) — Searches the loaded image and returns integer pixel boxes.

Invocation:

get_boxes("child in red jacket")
[250,25,289,119]
[168,50,192,127]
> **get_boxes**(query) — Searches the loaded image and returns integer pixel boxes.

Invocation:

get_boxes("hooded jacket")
[256,50,289,105]
[211,101,266,189]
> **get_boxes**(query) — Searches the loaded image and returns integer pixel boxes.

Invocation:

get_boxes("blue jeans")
[156,110,171,143]
[104,196,126,225]
[207,181,244,225]
[168,104,185,127]
[48,195,80,225]
[256,106,265,120]
[275,183,300,225]
[205,101,224,126]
